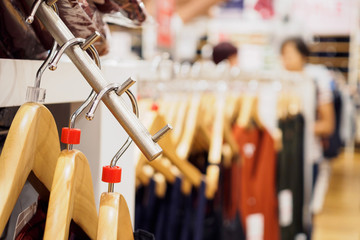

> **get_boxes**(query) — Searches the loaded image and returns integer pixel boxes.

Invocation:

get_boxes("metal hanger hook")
[66,41,101,150]
[84,79,139,192]
[49,32,101,71]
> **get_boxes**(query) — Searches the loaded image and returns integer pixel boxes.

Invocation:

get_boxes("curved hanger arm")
[44,150,97,240]
[0,103,60,233]
[97,193,134,240]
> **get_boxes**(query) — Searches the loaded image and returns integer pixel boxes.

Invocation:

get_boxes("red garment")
[233,126,279,240]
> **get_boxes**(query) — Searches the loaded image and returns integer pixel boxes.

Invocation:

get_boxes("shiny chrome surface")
[27,0,163,160]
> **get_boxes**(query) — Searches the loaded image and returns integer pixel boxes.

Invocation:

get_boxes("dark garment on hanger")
[143,179,158,232]
[164,177,182,240]
[222,211,245,240]
[221,162,246,240]
[180,193,192,240]
[233,126,279,240]
[0,0,49,59]
[277,114,305,240]
[154,199,166,240]
[202,199,222,240]
[15,198,90,240]
[133,230,155,240]
[193,181,206,240]
[135,184,146,231]
[136,179,163,237]
[56,0,109,56]
[135,178,182,240]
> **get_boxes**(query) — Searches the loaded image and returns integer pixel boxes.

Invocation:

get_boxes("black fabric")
[179,193,192,240]
[135,184,147,231]
[164,178,182,240]
[277,114,305,240]
[0,0,49,59]
[202,199,222,240]
[133,229,155,240]
[193,181,206,240]
[135,179,163,237]
[221,211,245,240]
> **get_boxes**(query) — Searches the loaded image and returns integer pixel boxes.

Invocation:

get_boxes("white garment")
[304,64,334,105]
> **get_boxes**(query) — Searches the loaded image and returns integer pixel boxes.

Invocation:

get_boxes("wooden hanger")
[222,95,240,160]
[137,155,176,186]
[208,95,225,165]
[236,94,253,128]
[205,94,227,199]
[251,96,263,128]
[237,94,263,129]
[44,149,98,240]
[176,95,202,160]
[97,193,134,240]
[137,110,203,188]
[170,99,189,146]
[0,103,60,233]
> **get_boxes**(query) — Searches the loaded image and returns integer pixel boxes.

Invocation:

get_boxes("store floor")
[312,150,360,240]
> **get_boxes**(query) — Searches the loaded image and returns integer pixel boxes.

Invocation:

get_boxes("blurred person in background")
[281,37,336,214]
[212,41,239,66]
[281,37,335,138]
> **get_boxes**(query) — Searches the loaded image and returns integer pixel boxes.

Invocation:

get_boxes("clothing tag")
[13,201,38,239]
[243,143,256,158]
[278,189,293,227]
[246,213,264,240]
[295,233,307,240]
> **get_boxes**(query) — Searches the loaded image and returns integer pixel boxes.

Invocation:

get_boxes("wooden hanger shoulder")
[208,95,226,165]
[44,149,98,240]
[0,103,60,233]
[144,112,203,188]
[97,193,134,240]
[176,95,201,160]
[171,99,189,145]
[236,94,253,128]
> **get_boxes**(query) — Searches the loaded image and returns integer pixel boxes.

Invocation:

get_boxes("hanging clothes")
[135,176,207,240]
[233,126,279,240]
[277,114,305,240]
[14,198,90,240]
[221,162,246,240]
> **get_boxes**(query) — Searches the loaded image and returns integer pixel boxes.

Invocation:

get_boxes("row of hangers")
[0,99,134,239]
[0,17,164,238]
[135,65,307,196]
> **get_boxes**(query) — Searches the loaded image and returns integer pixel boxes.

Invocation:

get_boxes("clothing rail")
[137,70,312,98]
[24,0,163,161]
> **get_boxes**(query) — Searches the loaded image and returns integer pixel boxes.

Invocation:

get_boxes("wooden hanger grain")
[0,103,60,233]
[44,149,98,240]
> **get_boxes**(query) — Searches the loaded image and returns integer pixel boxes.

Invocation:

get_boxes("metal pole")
[28,0,162,160]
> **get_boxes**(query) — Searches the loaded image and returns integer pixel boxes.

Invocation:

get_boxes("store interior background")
[1,0,360,239]
[91,0,360,238]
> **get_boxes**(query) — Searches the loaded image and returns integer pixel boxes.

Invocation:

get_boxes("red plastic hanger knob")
[151,103,159,112]
[102,165,122,183]
[61,127,81,145]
